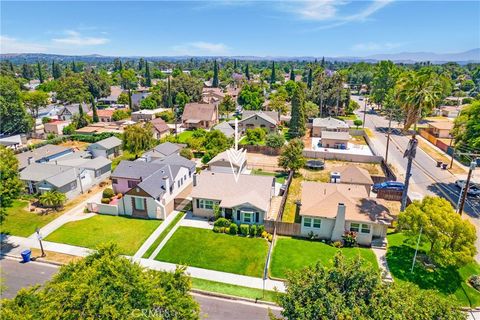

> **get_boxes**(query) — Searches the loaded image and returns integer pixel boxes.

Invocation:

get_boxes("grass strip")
[142,212,185,258]
[191,278,281,303]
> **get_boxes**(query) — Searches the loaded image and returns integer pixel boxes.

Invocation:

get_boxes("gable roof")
[334,165,374,185]
[112,161,165,180]
[208,149,246,169]
[45,168,77,188]
[182,102,217,122]
[90,136,122,150]
[300,181,389,223]
[213,121,235,138]
[153,142,181,157]
[59,103,90,116]
[20,162,73,182]
[191,172,274,212]
[16,144,73,170]
[150,118,170,134]
[152,153,195,170]
[242,110,279,122]
[240,111,277,125]
[313,117,349,129]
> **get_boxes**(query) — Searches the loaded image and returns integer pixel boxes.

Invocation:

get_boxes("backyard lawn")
[177,131,194,143]
[270,237,378,279]
[1,200,63,237]
[155,227,269,277]
[386,231,480,307]
[251,169,288,184]
[45,215,161,255]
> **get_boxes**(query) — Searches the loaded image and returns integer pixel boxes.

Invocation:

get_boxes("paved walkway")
[28,189,103,240]
[135,258,286,293]
[180,212,213,230]
[371,247,393,282]
[148,212,186,259]
[133,210,182,259]
[1,234,92,257]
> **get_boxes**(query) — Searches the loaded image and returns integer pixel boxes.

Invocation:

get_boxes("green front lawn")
[177,131,194,143]
[270,237,378,279]
[251,169,288,184]
[386,231,480,307]
[1,200,63,237]
[191,278,280,303]
[142,212,185,258]
[45,215,162,255]
[155,227,269,277]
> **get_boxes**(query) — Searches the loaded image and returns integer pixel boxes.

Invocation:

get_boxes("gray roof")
[112,161,165,180]
[45,168,77,188]
[313,117,349,129]
[153,142,181,157]
[321,130,350,140]
[91,136,122,150]
[132,92,151,107]
[16,144,72,170]
[152,154,195,170]
[60,103,90,115]
[136,165,182,198]
[242,110,279,123]
[213,122,235,138]
[20,163,72,182]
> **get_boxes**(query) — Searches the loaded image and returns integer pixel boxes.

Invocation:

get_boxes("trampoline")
[305,160,325,170]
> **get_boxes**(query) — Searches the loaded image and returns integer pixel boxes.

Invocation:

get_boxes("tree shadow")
[0,233,20,260]
[357,198,395,222]
[386,244,463,295]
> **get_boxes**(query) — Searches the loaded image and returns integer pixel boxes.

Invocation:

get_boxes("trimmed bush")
[267,234,273,242]
[239,224,249,236]
[332,241,343,248]
[214,218,231,228]
[257,225,265,236]
[213,226,220,233]
[250,225,257,237]
[101,198,111,204]
[225,227,230,234]
[342,231,357,247]
[261,231,268,238]
[229,223,238,235]
[102,188,115,199]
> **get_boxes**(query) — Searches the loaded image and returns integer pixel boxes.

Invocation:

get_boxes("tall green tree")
[275,253,465,320]
[270,61,276,86]
[245,63,250,80]
[237,83,264,110]
[307,68,313,89]
[0,145,23,223]
[122,123,155,156]
[370,60,399,108]
[83,71,111,100]
[0,76,33,135]
[22,90,49,119]
[398,196,476,267]
[119,69,138,110]
[290,68,295,81]
[218,94,236,118]
[1,244,200,319]
[166,76,173,108]
[288,84,306,138]
[56,74,90,103]
[278,139,306,172]
[144,60,152,87]
[212,60,219,88]
[71,60,77,73]
[75,104,89,129]
[21,63,34,80]
[37,61,44,83]
[452,100,480,150]
[138,57,145,71]
[91,96,99,123]
[52,60,62,79]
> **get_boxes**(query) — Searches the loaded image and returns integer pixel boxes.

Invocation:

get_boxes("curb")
[190,288,279,307]
[1,253,65,267]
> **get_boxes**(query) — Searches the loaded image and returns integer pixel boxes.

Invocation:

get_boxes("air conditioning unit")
[330,171,341,183]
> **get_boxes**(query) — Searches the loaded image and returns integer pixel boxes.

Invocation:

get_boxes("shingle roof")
[242,111,279,123]
[321,130,350,140]
[91,136,122,150]
[213,122,235,138]
[112,161,164,180]
[45,168,77,188]
[153,142,181,157]
[428,121,454,130]
[20,163,73,182]
[182,103,216,122]
[151,118,170,134]
[334,165,373,185]
[313,117,349,129]
[208,149,246,169]
[152,154,195,170]
[191,172,274,211]
[16,145,72,170]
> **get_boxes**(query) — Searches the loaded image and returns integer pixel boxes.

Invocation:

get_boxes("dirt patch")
[246,153,282,172]
[58,140,89,151]
[31,248,82,265]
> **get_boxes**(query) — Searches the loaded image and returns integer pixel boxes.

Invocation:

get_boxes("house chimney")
[193,173,197,187]
[295,200,302,218]
[331,203,346,241]
[163,175,171,194]
[27,156,35,165]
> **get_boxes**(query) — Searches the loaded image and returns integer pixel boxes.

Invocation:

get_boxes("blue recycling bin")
[21,249,31,263]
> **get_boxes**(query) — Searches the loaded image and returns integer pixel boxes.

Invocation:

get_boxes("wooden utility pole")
[458,161,477,215]
[401,136,418,212]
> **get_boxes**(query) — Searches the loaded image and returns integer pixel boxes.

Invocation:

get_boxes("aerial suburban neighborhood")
[1,1,480,319]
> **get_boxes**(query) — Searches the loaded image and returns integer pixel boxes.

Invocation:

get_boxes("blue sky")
[1,1,479,57]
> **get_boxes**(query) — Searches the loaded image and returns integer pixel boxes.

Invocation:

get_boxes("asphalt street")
[352,95,480,259]
[0,257,281,320]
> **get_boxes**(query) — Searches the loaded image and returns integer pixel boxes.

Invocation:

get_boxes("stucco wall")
[300,216,335,239]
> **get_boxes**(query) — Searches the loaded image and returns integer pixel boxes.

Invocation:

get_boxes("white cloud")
[352,41,404,52]
[52,30,109,46]
[0,35,48,53]
[286,0,393,29]
[172,41,230,55]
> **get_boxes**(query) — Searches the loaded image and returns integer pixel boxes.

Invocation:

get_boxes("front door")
[224,208,233,219]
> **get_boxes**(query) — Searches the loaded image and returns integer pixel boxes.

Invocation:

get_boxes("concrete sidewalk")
[148,212,186,259]
[1,234,92,257]
[372,247,393,282]
[133,211,183,259]
[135,258,286,293]
[28,189,103,240]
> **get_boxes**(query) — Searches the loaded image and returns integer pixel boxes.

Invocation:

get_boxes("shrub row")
[213,219,265,238]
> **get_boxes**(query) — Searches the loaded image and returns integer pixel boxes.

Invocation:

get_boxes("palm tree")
[39,191,67,210]
[395,70,446,131]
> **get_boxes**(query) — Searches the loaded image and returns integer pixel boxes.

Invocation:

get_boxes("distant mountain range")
[1,49,479,64]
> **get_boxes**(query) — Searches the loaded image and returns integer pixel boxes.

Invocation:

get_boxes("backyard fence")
[303,149,383,163]
[243,145,281,156]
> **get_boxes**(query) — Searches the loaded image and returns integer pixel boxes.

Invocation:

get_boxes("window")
[199,199,214,210]
[134,197,145,210]
[184,174,187,180]
[128,180,138,188]
[237,210,241,221]
[255,212,260,223]
[361,224,371,234]
[112,178,118,184]
[313,218,321,229]
[350,223,360,232]
[177,181,180,188]
[303,217,312,228]
[70,181,77,190]
[243,212,252,223]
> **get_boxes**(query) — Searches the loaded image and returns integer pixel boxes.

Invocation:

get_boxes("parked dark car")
[372,181,405,193]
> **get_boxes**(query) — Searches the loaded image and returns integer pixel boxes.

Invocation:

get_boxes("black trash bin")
[436,161,442,167]
[441,163,448,170]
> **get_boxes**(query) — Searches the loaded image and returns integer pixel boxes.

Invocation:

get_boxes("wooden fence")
[377,189,403,201]
[265,220,301,236]
[243,144,281,155]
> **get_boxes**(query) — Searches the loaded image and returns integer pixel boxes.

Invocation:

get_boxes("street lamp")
[362,97,367,129]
